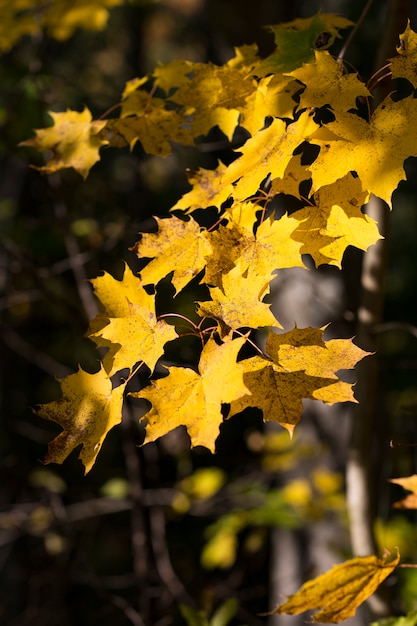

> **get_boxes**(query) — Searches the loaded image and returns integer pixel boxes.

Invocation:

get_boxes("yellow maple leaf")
[309,94,417,208]
[20,108,108,179]
[171,162,233,213]
[152,59,193,93]
[390,21,417,87]
[266,326,370,380]
[390,475,417,509]
[270,153,312,199]
[240,74,299,136]
[203,210,305,290]
[221,111,318,202]
[0,0,122,53]
[92,302,177,376]
[268,551,400,623]
[133,216,212,294]
[37,366,125,474]
[132,336,249,451]
[197,263,280,336]
[226,43,260,71]
[0,0,40,53]
[204,221,248,289]
[169,63,256,141]
[292,173,380,267]
[228,356,340,436]
[287,50,370,112]
[90,263,154,317]
[312,380,357,404]
[88,264,177,375]
[45,0,123,41]
[105,91,193,157]
[238,213,307,278]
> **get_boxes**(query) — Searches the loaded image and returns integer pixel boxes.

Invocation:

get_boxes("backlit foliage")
[22,12,417,622]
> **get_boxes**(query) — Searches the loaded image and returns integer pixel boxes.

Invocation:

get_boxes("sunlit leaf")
[268,551,400,623]
[37,366,125,474]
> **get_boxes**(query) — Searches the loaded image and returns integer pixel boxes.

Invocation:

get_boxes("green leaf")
[257,13,353,75]
[372,611,417,626]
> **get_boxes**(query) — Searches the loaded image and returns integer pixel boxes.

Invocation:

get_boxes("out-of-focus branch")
[121,404,151,621]
[1,323,72,378]
[49,173,98,321]
[346,0,410,618]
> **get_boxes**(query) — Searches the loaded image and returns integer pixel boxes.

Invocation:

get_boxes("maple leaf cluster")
[26,12,417,624]
[32,14,417,474]
[0,0,123,53]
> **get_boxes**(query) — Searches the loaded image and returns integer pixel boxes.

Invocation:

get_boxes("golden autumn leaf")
[309,95,417,208]
[221,111,318,202]
[237,213,307,278]
[37,366,125,474]
[390,21,417,87]
[292,173,380,267]
[171,162,233,213]
[288,50,370,112]
[92,302,177,376]
[0,0,122,52]
[203,216,252,289]
[239,74,299,136]
[44,0,123,41]
[20,108,108,179]
[228,327,366,435]
[226,42,260,71]
[133,216,212,294]
[132,336,249,451]
[90,263,154,317]
[105,91,193,157]
[169,63,256,141]
[0,0,40,53]
[152,59,194,93]
[270,153,311,199]
[197,263,280,336]
[228,356,339,435]
[268,551,400,623]
[390,475,417,509]
[202,208,306,290]
[88,264,177,375]
[266,326,370,380]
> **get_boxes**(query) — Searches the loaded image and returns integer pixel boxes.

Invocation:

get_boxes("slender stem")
[233,329,266,357]
[124,361,144,386]
[367,71,393,94]
[157,312,198,330]
[99,101,122,120]
[367,63,392,90]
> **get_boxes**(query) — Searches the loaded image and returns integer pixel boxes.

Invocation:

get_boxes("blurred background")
[2,1,417,624]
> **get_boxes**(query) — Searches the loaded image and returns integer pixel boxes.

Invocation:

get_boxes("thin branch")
[346,0,411,618]
[0,323,72,378]
[121,403,151,621]
[374,321,417,339]
[49,173,99,321]
[149,505,193,605]
[337,0,376,62]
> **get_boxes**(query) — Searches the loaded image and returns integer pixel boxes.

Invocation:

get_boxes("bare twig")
[337,0,376,62]
[149,505,193,605]
[49,173,99,320]
[121,403,151,621]
[0,323,72,378]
